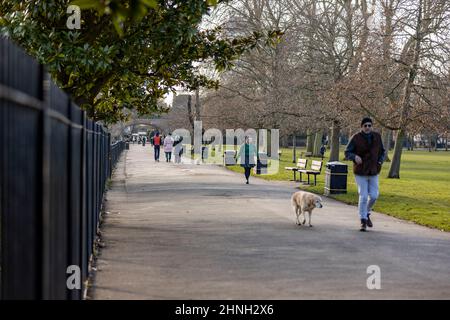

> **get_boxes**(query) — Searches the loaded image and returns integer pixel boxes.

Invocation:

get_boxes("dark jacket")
[237,143,258,168]
[173,136,183,146]
[345,131,385,176]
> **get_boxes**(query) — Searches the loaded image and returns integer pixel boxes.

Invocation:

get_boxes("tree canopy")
[0,0,281,123]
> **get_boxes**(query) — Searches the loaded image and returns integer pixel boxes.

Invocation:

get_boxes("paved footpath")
[92,144,450,299]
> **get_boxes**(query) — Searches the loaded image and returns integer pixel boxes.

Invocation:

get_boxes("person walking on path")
[320,144,326,160]
[164,133,174,162]
[345,117,386,232]
[153,132,161,162]
[236,136,258,184]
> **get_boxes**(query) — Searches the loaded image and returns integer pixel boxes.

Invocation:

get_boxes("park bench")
[285,158,308,181]
[299,160,323,186]
[224,150,236,166]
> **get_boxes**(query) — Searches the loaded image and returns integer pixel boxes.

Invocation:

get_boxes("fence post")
[67,101,82,300]
[67,98,72,300]
[80,111,88,297]
[93,124,96,243]
[41,69,52,299]
[0,43,44,299]
[108,133,112,178]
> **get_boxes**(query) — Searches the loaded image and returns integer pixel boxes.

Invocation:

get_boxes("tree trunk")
[407,133,411,151]
[313,130,323,157]
[195,88,201,121]
[306,129,314,153]
[292,134,297,163]
[387,0,423,179]
[187,95,194,134]
[388,129,406,178]
[329,121,340,161]
[446,133,448,151]
[381,128,391,162]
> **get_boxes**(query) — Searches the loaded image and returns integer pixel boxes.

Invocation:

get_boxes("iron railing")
[0,37,124,299]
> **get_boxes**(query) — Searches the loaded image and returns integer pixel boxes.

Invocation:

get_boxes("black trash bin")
[324,161,348,195]
[254,152,268,175]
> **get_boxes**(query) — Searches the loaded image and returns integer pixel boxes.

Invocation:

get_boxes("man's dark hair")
[361,117,373,127]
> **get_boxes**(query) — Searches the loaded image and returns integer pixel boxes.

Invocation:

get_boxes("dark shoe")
[367,215,373,228]
[246,180,249,184]
[360,219,367,232]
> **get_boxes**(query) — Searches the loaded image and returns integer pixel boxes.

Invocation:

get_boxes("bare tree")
[200,0,449,176]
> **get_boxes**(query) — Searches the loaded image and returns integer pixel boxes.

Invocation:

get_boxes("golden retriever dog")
[291,191,323,227]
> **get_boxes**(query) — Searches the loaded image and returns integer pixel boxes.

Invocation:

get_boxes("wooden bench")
[223,150,236,166]
[299,160,323,185]
[285,158,308,181]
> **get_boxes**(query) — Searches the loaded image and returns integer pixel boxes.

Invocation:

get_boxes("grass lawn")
[225,147,450,232]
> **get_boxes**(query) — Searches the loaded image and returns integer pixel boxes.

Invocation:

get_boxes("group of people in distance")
[150,131,183,164]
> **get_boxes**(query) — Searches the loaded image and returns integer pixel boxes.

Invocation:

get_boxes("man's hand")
[355,155,363,165]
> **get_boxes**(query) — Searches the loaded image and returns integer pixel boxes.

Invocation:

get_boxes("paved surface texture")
[92,145,450,299]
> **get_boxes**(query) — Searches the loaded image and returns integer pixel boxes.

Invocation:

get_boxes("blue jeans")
[154,145,160,161]
[354,174,379,220]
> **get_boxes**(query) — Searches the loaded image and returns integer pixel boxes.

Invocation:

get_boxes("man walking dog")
[345,117,386,231]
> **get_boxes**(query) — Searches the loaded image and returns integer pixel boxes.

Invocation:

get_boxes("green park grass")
[224,147,450,232]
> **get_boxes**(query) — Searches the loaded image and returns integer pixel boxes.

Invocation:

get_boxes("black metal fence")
[0,38,124,299]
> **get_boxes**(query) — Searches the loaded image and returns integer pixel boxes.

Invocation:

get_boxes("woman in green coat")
[236,136,258,184]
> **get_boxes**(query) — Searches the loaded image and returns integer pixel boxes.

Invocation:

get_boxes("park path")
[91,144,450,299]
